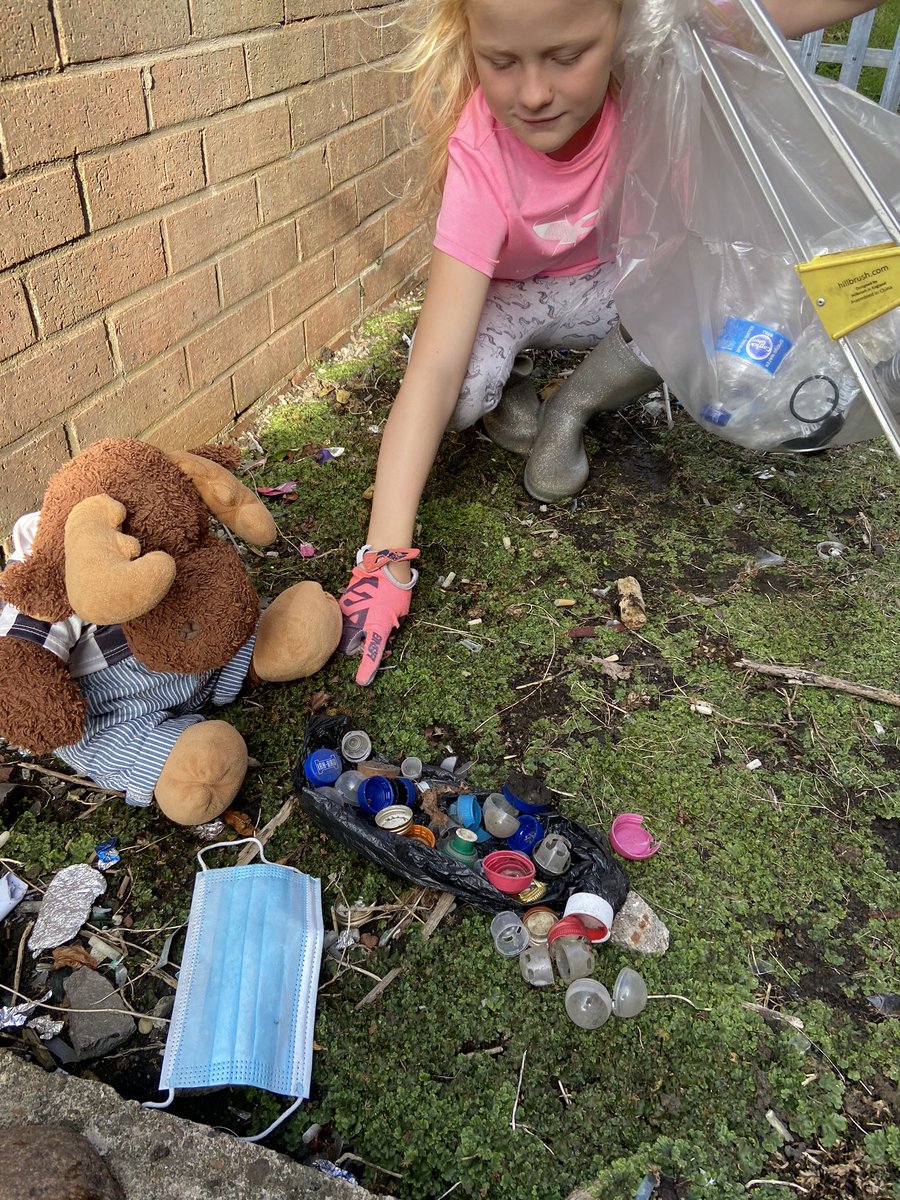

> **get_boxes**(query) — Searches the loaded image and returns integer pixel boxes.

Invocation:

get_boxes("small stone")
[609,889,670,955]
[63,968,135,1061]
[616,576,647,631]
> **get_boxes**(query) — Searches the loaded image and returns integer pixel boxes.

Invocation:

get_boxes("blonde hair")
[396,1,478,203]
[397,0,624,204]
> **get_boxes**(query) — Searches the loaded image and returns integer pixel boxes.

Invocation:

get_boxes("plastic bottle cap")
[390,777,418,806]
[546,915,590,945]
[609,813,661,860]
[533,834,571,875]
[565,978,612,1029]
[612,966,649,1018]
[407,825,436,848]
[449,794,482,829]
[357,775,395,815]
[303,748,343,786]
[482,794,521,838]
[502,781,550,815]
[400,756,423,779]
[451,827,478,848]
[490,911,530,957]
[519,943,554,986]
[443,828,478,863]
[482,850,535,894]
[563,892,614,942]
[507,815,544,853]
[341,730,372,763]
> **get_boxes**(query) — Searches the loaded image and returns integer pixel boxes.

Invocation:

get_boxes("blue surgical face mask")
[146,838,323,1141]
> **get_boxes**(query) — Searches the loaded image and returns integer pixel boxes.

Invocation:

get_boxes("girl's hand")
[338,546,420,686]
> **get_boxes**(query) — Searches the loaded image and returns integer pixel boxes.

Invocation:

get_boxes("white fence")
[791,9,900,110]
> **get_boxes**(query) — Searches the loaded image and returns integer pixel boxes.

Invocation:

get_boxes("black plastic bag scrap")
[293,717,629,917]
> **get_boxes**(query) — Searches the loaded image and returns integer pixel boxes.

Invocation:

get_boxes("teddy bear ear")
[168,451,277,547]
[64,494,177,624]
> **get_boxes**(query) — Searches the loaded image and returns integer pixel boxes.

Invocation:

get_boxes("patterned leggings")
[447,261,622,431]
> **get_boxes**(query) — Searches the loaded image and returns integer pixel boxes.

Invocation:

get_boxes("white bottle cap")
[563,892,614,942]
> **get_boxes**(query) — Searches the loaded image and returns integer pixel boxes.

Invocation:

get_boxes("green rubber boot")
[524,328,660,502]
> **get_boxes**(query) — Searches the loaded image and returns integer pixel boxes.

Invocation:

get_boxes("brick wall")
[0,0,432,533]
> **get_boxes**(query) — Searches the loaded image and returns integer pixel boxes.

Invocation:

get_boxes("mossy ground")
[1,297,898,1199]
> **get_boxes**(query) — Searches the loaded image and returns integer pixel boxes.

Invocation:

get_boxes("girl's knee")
[448,372,505,431]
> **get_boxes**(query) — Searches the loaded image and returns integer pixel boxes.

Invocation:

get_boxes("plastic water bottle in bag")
[704,312,898,452]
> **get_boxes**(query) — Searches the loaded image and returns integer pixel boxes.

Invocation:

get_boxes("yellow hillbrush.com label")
[796,241,900,339]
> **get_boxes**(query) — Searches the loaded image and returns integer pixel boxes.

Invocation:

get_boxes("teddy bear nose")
[180,621,201,642]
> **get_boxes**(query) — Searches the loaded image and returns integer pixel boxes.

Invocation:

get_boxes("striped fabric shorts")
[55,637,256,807]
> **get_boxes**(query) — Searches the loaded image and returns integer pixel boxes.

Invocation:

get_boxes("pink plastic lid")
[483,850,536,894]
[609,813,661,861]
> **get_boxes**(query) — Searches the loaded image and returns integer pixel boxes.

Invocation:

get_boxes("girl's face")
[467,0,620,160]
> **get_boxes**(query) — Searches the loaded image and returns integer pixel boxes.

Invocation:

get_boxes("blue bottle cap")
[502,782,550,815]
[508,814,544,853]
[390,777,418,806]
[449,793,481,829]
[357,775,394,815]
[304,748,342,786]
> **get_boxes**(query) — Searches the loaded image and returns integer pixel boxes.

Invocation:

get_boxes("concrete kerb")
[0,1051,375,1200]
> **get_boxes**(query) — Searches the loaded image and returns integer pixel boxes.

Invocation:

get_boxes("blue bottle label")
[715,318,792,374]
[700,404,731,426]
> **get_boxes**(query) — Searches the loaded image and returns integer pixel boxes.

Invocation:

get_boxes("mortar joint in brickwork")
[71,152,94,234]
[213,260,225,310]
[46,0,66,70]
[102,316,124,377]
[141,66,156,131]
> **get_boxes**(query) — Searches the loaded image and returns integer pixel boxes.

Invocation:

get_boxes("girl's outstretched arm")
[338,250,491,684]
[763,0,884,38]
[366,251,491,568]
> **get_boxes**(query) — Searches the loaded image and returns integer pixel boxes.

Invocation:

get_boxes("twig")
[14,763,124,795]
[436,1184,461,1200]
[647,993,713,1012]
[745,1181,808,1193]
[517,1125,556,1156]
[742,1001,804,1030]
[236,798,293,863]
[736,658,900,708]
[0,980,157,1020]
[335,1152,403,1180]
[510,1049,527,1130]
[354,966,402,1010]
[12,920,34,999]
[420,891,456,941]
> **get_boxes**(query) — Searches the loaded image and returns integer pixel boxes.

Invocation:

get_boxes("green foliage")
[814,0,900,102]
[313,299,420,387]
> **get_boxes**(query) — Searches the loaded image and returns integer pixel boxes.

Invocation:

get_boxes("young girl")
[339,0,886,686]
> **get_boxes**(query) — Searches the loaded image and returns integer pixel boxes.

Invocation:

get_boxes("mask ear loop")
[241,1094,306,1142]
[196,836,269,870]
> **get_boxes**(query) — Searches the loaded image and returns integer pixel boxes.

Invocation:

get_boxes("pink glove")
[339,546,419,686]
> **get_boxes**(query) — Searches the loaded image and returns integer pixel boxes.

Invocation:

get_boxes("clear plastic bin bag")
[609,0,900,452]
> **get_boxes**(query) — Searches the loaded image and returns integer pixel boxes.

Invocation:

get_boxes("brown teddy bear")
[0,438,341,825]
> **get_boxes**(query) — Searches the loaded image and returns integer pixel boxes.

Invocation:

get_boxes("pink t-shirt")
[434,87,621,281]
